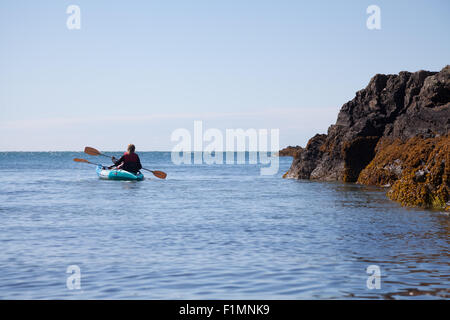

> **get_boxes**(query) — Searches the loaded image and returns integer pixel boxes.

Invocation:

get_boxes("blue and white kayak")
[96,165,144,181]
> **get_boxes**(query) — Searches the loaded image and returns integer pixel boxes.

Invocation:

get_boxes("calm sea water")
[0,152,448,299]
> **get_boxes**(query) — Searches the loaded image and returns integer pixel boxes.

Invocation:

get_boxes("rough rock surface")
[284,65,450,209]
[278,145,303,157]
[283,135,326,179]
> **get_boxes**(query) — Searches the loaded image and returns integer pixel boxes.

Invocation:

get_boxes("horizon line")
[0,150,286,152]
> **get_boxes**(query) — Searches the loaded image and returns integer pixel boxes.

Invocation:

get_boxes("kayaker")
[109,144,143,174]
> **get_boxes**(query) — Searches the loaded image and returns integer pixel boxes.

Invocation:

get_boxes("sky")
[0,0,449,151]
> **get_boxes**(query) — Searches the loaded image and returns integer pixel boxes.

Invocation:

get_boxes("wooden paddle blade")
[73,158,99,166]
[84,146,101,156]
[152,170,167,179]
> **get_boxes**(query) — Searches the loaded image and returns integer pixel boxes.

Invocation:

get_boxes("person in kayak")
[109,144,143,174]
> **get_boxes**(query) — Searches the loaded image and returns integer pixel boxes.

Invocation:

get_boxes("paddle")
[73,158,102,166]
[84,146,111,159]
[84,146,167,179]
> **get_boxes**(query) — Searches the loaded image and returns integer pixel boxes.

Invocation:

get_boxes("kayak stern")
[96,165,144,181]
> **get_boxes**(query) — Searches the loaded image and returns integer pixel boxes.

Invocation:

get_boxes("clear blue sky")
[1,0,449,151]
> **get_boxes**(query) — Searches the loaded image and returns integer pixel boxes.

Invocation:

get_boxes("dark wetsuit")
[113,152,142,174]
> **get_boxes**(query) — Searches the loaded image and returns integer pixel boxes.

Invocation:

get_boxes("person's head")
[127,144,136,154]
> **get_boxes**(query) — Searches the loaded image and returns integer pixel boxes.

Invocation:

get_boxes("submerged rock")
[284,65,450,210]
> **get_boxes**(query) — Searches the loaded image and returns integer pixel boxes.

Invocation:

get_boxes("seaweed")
[357,135,449,209]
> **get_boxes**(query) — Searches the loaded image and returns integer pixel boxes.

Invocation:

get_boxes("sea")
[0,152,448,299]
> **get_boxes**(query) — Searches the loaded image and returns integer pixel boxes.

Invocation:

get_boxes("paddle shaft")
[141,167,159,174]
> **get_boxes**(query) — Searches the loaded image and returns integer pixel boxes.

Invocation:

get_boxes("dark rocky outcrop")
[284,65,450,210]
[283,135,326,179]
[278,145,303,157]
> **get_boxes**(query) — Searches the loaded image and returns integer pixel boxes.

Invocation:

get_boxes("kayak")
[96,165,144,181]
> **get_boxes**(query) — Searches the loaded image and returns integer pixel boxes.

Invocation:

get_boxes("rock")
[385,159,403,177]
[414,169,427,183]
[387,67,450,139]
[358,135,449,209]
[278,145,303,157]
[284,134,326,179]
[284,65,450,210]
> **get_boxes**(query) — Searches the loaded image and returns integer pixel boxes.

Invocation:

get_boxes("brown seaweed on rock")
[278,145,303,157]
[358,135,449,209]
